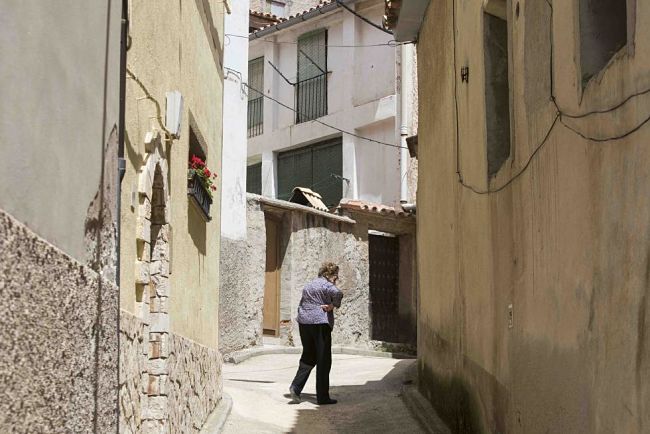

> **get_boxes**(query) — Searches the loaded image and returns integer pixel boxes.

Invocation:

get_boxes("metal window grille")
[296,29,327,123]
[277,138,342,207]
[248,57,264,138]
[246,162,262,194]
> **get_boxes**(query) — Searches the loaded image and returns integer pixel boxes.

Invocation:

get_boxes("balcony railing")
[187,172,212,221]
[295,73,327,124]
[247,96,263,138]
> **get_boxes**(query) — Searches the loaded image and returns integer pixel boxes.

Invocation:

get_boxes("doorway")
[263,216,281,336]
[369,232,400,342]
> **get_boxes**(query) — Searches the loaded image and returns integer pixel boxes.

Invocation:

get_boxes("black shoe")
[317,398,337,405]
[289,386,301,403]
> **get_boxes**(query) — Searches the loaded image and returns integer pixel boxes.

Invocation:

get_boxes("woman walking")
[289,262,343,405]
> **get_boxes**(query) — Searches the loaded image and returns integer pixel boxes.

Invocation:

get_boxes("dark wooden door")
[369,234,400,342]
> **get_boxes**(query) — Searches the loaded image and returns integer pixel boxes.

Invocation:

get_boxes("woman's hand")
[321,304,334,312]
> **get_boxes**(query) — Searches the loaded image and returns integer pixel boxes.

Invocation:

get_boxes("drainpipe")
[117,0,129,286]
[399,43,410,204]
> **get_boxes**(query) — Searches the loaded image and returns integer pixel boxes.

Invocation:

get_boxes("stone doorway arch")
[133,134,172,431]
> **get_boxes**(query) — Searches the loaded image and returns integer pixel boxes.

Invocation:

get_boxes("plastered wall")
[120,0,224,348]
[0,0,121,261]
[416,0,650,432]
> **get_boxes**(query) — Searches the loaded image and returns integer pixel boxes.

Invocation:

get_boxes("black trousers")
[290,323,332,402]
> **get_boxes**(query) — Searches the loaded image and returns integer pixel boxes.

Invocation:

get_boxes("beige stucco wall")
[120,0,224,348]
[417,0,650,433]
[0,0,121,261]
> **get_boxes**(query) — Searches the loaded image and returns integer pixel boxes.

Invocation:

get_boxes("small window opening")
[189,126,206,162]
[484,10,511,179]
[247,162,262,194]
[579,0,627,85]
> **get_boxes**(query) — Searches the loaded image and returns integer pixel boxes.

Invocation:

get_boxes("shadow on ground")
[286,359,426,433]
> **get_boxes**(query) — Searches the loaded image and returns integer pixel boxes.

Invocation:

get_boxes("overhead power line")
[335,0,393,35]
[226,33,400,48]
[225,67,406,149]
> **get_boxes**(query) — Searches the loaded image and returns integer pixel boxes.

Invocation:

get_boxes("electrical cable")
[335,0,393,35]
[226,67,407,149]
[453,0,650,195]
[226,32,400,48]
[558,87,650,119]
[126,66,174,140]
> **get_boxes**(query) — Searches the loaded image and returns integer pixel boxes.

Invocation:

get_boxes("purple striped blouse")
[296,277,343,329]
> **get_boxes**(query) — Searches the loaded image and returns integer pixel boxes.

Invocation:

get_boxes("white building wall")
[248,0,407,207]
[221,1,250,240]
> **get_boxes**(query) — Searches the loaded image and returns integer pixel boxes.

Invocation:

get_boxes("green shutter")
[247,57,264,137]
[277,138,342,207]
[296,29,327,122]
[246,163,262,195]
[312,139,342,207]
[297,29,326,81]
[277,146,312,201]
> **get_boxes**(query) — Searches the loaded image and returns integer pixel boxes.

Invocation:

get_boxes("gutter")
[249,1,343,40]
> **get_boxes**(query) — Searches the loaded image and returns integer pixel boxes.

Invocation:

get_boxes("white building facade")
[246,0,416,208]
[221,0,250,240]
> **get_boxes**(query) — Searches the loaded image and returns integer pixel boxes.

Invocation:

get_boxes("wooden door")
[263,216,281,335]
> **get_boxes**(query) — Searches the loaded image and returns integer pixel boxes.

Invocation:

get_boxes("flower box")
[187,155,217,221]
[187,172,212,221]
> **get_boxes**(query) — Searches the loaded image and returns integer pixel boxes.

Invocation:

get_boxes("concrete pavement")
[221,353,428,433]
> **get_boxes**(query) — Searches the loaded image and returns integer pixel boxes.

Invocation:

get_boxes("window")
[248,57,264,138]
[188,124,212,220]
[296,29,327,123]
[277,138,342,207]
[579,0,627,85]
[268,0,285,17]
[247,162,262,195]
[484,9,511,179]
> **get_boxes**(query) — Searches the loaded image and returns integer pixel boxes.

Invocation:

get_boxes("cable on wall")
[225,66,407,149]
[335,0,394,35]
[452,0,650,195]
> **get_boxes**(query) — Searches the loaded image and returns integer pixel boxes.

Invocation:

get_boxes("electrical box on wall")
[165,91,183,137]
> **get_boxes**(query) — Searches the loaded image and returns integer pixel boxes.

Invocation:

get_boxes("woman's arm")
[329,284,343,308]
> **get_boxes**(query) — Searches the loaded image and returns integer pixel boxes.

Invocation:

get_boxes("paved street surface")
[222,353,426,433]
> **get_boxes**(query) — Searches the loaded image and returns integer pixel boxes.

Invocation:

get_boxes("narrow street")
[222,353,426,433]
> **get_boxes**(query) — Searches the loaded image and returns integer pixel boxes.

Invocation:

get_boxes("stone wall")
[283,211,371,347]
[218,198,266,355]
[168,334,223,433]
[219,196,416,351]
[0,208,118,433]
[119,312,148,434]
[415,1,650,432]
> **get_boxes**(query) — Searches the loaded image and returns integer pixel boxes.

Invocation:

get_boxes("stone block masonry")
[120,311,223,433]
[168,334,223,433]
[120,313,148,433]
[0,208,118,433]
